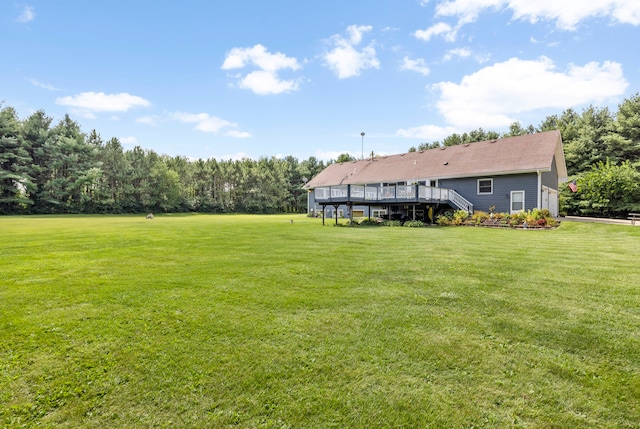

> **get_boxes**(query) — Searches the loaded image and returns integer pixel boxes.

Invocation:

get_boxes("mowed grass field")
[1,214,639,428]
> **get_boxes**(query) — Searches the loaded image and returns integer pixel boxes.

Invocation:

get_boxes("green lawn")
[1,214,639,428]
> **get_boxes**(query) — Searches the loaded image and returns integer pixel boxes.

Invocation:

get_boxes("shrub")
[546,217,559,227]
[452,210,470,225]
[358,218,380,226]
[493,212,506,220]
[506,209,559,228]
[382,220,403,227]
[509,211,527,226]
[403,220,425,227]
[435,215,452,226]
[470,210,489,225]
[525,211,538,226]
[538,208,551,218]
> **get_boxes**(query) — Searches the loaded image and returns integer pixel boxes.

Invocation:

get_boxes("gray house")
[303,130,567,224]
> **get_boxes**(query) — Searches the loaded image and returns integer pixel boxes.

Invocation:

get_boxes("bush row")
[342,218,426,227]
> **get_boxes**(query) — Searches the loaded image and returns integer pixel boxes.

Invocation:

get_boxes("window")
[477,178,493,194]
[511,191,525,213]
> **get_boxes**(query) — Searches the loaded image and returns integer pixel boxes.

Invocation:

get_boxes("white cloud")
[322,25,380,79]
[222,44,300,72]
[171,112,234,133]
[414,22,457,42]
[396,125,458,140]
[16,5,35,23]
[442,47,472,62]
[435,0,640,31]
[400,56,431,76]
[345,25,370,45]
[237,70,299,95]
[221,44,301,95]
[171,111,250,138]
[435,0,503,25]
[27,78,59,91]
[399,56,628,140]
[432,56,628,129]
[509,0,640,29]
[56,92,151,113]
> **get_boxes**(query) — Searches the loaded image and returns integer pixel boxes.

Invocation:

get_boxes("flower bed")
[437,209,560,229]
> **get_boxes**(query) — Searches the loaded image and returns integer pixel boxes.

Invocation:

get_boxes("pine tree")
[0,106,33,213]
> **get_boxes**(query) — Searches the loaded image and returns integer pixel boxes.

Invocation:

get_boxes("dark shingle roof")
[304,130,566,188]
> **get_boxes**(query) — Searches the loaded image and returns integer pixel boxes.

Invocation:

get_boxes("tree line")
[0,106,326,215]
[2,94,640,217]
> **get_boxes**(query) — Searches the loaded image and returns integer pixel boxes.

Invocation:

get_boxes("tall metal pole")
[361,132,365,159]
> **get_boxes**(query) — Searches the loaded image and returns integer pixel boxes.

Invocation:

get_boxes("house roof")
[304,130,567,188]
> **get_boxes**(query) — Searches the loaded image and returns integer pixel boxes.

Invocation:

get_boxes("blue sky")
[2,1,639,161]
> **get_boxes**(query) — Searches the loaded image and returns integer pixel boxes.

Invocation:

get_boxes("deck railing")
[449,189,474,213]
[351,185,365,199]
[313,184,473,213]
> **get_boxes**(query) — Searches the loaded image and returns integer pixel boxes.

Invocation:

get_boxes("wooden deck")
[313,184,473,213]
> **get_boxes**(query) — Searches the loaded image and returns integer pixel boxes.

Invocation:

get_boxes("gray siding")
[541,158,559,189]
[440,174,539,213]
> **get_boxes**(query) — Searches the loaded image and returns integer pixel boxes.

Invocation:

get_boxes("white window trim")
[477,178,493,195]
[510,190,525,214]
